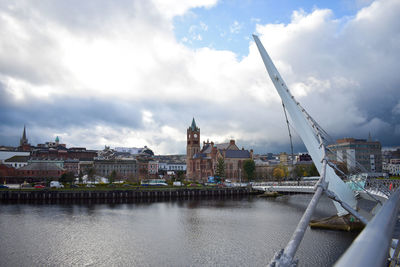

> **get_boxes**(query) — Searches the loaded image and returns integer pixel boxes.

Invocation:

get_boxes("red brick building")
[0,164,17,183]
[16,162,65,183]
[186,119,253,182]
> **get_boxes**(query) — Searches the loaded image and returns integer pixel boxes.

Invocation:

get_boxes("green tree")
[307,163,320,177]
[78,170,83,183]
[215,157,225,182]
[87,168,96,184]
[243,159,256,181]
[59,172,75,184]
[293,165,305,179]
[109,170,117,184]
[176,170,185,181]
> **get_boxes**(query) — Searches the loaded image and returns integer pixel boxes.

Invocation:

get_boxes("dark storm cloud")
[0,84,145,146]
[0,0,399,154]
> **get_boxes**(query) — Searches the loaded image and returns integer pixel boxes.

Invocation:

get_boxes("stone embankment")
[0,188,257,201]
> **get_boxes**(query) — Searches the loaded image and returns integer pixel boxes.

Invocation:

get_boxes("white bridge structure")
[254,185,314,194]
[252,35,400,267]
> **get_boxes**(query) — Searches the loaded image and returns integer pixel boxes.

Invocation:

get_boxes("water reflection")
[0,195,356,266]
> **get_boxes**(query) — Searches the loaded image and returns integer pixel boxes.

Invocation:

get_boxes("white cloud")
[0,0,399,154]
[230,20,243,34]
[152,0,217,19]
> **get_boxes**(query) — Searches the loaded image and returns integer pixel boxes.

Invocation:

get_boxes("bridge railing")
[366,179,400,191]
[252,181,317,187]
[335,187,400,267]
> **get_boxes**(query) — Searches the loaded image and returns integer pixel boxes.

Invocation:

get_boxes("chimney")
[211,141,214,146]
[230,139,235,145]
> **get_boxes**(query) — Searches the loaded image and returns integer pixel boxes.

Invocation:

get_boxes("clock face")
[194,134,198,138]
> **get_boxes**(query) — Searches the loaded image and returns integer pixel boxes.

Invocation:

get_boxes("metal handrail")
[335,188,400,267]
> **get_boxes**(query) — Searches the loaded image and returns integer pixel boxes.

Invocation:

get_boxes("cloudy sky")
[0,0,399,154]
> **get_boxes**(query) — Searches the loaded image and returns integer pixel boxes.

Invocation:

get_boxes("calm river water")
[0,195,357,266]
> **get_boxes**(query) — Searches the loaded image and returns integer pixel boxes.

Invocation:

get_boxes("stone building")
[148,161,159,176]
[64,159,79,176]
[94,159,137,178]
[186,118,253,182]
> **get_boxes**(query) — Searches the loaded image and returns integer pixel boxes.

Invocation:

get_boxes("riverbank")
[0,187,259,201]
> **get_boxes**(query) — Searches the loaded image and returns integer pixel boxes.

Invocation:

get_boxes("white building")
[4,155,29,168]
[158,162,186,172]
[383,159,400,176]
[115,146,154,156]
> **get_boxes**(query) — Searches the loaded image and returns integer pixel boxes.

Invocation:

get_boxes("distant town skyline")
[0,0,399,154]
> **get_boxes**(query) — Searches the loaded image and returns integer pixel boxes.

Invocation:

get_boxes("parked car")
[34,184,45,189]
[86,184,95,188]
[50,181,64,188]
[173,181,182,187]
[0,185,9,189]
[70,184,79,188]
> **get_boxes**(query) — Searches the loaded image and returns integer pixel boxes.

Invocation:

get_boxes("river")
[0,195,357,266]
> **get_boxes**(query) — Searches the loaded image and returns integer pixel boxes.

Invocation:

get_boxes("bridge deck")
[253,185,314,194]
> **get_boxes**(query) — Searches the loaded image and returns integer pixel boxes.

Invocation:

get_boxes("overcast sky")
[0,0,399,154]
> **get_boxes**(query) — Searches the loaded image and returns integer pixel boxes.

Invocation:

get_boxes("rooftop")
[4,155,29,162]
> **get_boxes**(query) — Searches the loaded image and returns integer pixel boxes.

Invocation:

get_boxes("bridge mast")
[252,34,356,216]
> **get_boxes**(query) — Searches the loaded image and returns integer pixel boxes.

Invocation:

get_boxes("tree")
[78,170,83,183]
[273,167,285,180]
[215,157,225,182]
[243,159,256,181]
[87,168,96,184]
[307,163,320,177]
[176,170,185,181]
[59,172,75,184]
[109,170,117,184]
[293,165,305,179]
[280,164,289,179]
[333,161,348,179]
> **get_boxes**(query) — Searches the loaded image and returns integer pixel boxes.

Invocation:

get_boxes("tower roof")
[22,125,26,140]
[20,125,28,146]
[55,136,60,142]
[190,118,198,131]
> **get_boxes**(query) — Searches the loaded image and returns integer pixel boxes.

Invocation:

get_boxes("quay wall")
[0,188,255,202]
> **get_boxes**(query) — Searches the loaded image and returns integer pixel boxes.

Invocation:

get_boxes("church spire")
[191,117,198,131]
[22,125,26,140]
[20,125,28,146]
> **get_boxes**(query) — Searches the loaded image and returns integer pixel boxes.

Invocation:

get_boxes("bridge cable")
[281,102,295,181]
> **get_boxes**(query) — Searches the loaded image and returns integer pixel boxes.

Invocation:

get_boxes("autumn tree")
[273,167,285,180]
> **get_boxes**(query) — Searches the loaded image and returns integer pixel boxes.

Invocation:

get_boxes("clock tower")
[186,118,200,178]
